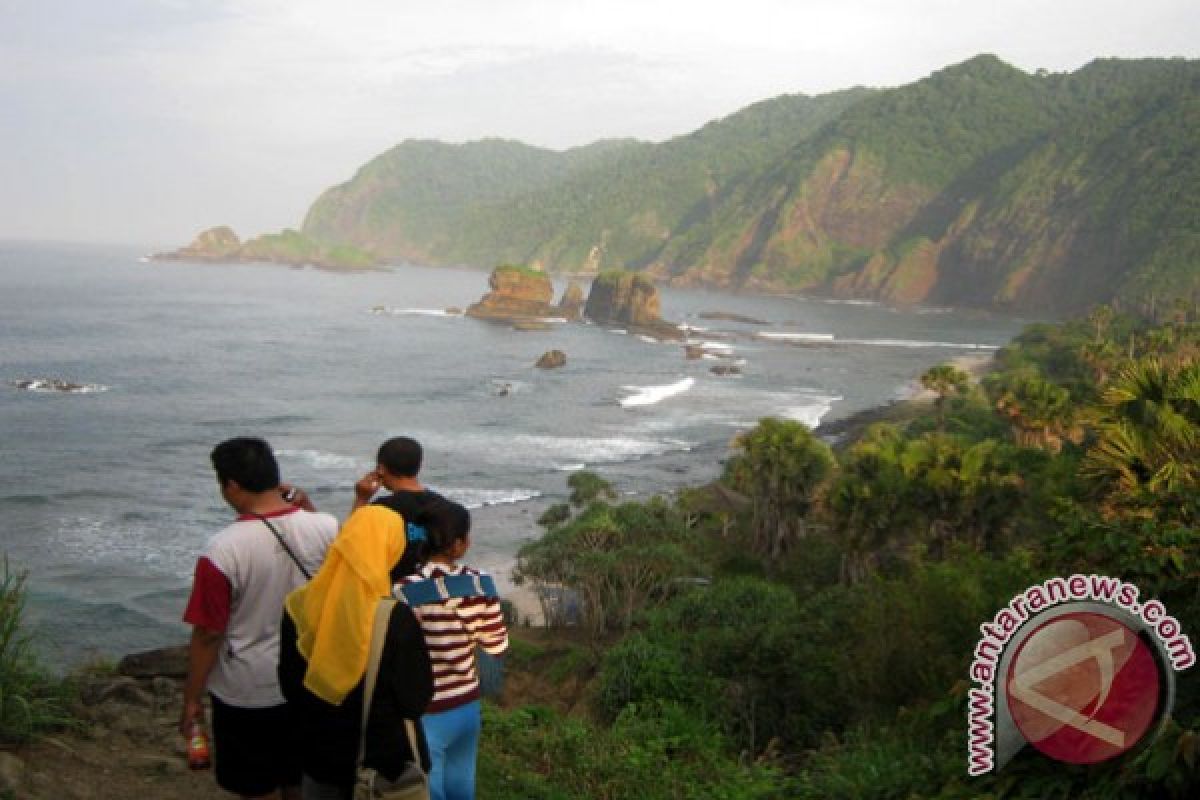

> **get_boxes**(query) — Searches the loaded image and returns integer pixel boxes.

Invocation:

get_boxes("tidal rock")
[697,310,769,325]
[535,350,567,369]
[11,378,106,393]
[584,270,682,340]
[684,345,706,360]
[710,365,742,376]
[466,265,558,323]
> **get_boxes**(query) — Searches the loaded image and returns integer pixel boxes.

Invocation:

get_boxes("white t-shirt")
[183,507,337,708]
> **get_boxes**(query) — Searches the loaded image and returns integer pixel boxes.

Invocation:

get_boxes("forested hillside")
[297,55,1200,316]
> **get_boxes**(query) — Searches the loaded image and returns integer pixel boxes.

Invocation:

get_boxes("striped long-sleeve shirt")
[397,563,509,713]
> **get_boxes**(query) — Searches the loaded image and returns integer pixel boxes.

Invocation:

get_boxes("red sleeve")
[182,557,232,632]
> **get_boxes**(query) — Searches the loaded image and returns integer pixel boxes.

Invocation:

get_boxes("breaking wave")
[619,377,696,408]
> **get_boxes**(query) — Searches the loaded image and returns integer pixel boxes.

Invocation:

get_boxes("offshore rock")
[584,270,682,340]
[466,265,558,323]
[535,350,567,369]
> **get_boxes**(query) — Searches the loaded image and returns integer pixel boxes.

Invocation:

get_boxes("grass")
[0,558,77,744]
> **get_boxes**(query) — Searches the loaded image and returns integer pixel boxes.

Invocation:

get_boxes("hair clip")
[406,522,427,543]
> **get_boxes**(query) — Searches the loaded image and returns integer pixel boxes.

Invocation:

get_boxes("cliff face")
[584,271,681,339]
[466,266,558,322]
[193,55,1199,315]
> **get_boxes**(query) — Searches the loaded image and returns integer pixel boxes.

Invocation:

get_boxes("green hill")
[296,55,1200,316]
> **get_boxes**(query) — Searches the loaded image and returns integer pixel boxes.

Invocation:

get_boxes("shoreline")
[815,351,996,446]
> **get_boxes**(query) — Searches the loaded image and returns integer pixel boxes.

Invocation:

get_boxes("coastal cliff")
[289,56,1200,316]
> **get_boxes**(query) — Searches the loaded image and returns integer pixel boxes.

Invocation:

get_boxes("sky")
[1,0,1197,247]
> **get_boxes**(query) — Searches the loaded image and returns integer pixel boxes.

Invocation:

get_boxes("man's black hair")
[210,437,280,493]
[377,436,423,478]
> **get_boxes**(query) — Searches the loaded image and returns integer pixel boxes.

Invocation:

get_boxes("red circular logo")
[1006,611,1161,764]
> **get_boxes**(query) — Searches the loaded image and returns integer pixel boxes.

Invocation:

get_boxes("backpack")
[395,572,505,697]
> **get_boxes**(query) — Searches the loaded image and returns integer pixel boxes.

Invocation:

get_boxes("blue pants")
[422,700,481,800]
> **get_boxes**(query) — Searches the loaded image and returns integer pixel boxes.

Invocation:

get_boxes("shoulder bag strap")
[253,514,312,580]
[358,597,396,771]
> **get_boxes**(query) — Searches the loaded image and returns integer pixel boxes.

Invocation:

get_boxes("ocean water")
[0,241,1025,666]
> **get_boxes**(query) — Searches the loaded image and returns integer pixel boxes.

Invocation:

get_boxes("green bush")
[479,703,791,799]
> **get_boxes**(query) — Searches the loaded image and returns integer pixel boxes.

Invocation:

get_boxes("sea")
[0,241,1026,668]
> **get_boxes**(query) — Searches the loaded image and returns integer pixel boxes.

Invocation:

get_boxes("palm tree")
[725,418,836,560]
[1082,357,1200,517]
[991,373,1082,453]
[829,424,911,582]
[920,364,969,432]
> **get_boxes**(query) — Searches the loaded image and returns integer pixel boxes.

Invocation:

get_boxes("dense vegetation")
[295,55,1199,316]
[483,308,1199,798]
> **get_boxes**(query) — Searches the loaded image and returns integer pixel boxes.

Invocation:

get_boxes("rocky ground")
[0,628,579,800]
[1,655,224,800]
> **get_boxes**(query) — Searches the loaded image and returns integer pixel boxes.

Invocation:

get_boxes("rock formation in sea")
[583,270,682,340]
[558,282,585,321]
[535,350,567,369]
[466,265,559,323]
[152,226,378,270]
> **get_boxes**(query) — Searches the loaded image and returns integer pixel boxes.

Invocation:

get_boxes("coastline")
[816,351,995,446]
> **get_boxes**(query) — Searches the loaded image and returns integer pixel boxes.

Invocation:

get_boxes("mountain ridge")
[177,55,1200,316]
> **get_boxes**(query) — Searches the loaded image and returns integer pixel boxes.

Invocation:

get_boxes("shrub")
[0,559,75,743]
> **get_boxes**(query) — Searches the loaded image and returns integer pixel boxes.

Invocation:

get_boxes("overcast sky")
[2,0,1196,247]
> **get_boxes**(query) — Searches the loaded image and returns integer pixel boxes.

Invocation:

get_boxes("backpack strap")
[395,573,498,606]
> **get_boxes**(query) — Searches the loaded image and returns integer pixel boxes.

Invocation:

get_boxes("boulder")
[118,645,189,679]
[466,265,559,323]
[535,350,567,369]
[584,270,682,340]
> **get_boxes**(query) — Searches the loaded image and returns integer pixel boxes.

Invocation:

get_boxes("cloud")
[1,0,1197,243]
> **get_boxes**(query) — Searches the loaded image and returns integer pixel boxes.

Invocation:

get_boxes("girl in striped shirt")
[397,500,508,800]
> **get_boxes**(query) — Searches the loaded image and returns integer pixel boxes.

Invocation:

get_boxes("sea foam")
[440,487,542,509]
[619,377,696,408]
[275,449,361,470]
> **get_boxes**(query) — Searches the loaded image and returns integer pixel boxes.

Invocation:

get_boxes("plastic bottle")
[187,718,211,770]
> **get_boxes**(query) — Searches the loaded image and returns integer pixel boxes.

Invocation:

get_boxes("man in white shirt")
[180,437,337,799]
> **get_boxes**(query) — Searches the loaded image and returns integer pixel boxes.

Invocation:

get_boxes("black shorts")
[210,694,302,796]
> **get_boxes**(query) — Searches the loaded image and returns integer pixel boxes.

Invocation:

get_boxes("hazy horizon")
[2,0,1198,248]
